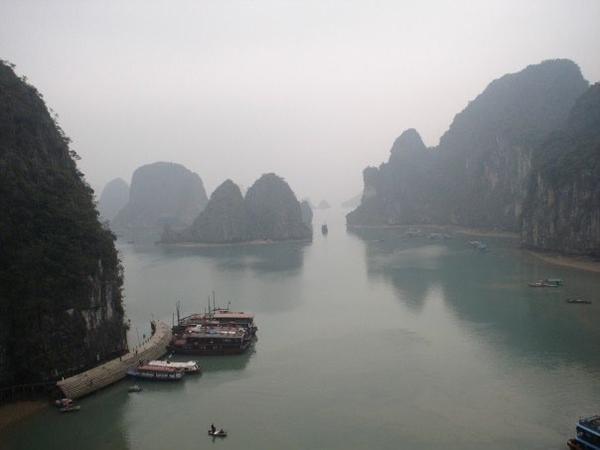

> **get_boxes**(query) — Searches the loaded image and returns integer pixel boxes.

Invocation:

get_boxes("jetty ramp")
[57,321,171,399]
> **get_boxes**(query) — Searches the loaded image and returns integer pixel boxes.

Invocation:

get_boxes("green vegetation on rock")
[0,61,127,386]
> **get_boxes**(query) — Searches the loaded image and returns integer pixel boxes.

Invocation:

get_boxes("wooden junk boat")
[126,364,184,381]
[169,299,257,356]
[176,308,258,338]
[169,324,252,356]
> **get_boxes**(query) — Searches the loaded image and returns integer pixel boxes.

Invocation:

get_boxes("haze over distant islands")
[111,162,208,236]
[341,194,361,209]
[316,200,331,210]
[347,59,599,257]
[163,173,312,245]
[98,177,129,222]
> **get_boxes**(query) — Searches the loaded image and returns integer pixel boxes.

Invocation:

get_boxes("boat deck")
[580,415,600,434]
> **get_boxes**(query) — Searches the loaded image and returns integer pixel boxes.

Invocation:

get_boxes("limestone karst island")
[1,2,599,450]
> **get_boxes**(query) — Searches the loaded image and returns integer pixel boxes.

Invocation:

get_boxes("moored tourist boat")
[147,360,201,373]
[567,415,600,449]
[169,324,253,356]
[126,364,184,381]
[177,307,258,337]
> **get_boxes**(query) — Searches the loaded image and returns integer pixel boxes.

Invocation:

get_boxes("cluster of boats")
[168,306,258,356]
[526,278,593,304]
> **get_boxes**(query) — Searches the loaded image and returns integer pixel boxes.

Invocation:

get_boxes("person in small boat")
[210,424,216,434]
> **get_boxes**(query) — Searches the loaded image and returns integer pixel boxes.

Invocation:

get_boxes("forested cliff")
[521,83,600,256]
[0,61,127,386]
[348,60,599,256]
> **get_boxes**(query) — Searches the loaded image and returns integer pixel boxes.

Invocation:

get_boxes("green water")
[3,210,600,450]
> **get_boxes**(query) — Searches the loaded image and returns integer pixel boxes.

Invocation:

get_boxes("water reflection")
[122,239,308,275]
[4,382,131,450]
[352,227,600,369]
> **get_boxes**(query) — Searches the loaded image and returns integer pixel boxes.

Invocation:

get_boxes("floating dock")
[56,321,171,399]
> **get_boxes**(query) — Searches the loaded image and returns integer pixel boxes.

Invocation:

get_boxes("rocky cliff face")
[98,177,129,222]
[245,174,312,241]
[0,61,127,386]
[347,60,589,231]
[112,162,207,233]
[521,84,600,256]
[175,179,247,243]
[164,173,312,243]
[300,200,313,229]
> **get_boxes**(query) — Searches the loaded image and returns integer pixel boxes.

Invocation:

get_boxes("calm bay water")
[3,209,600,450]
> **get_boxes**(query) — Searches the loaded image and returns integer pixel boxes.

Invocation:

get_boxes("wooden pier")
[57,321,171,399]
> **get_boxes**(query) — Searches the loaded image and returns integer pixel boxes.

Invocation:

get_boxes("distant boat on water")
[528,278,562,288]
[566,298,591,304]
[321,224,328,235]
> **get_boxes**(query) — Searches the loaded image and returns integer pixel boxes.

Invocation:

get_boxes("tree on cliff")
[0,61,127,385]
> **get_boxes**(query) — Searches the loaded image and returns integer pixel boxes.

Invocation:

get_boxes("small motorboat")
[529,280,560,287]
[54,398,75,408]
[128,384,143,393]
[208,429,227,438]
[566,298,592,304]
[59,405,81,413]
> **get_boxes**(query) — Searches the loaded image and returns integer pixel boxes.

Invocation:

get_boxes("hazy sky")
[1,0,599,203]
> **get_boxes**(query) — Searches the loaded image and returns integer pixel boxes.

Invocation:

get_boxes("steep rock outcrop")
[98,177,129,222]
[347,60,589,231]
[0,61,127,385]
[112,162,207,232]
[300,200,313,228]
[521,84,600,256]
[165,173,312,243]
[244,174,312,241]
[176,179,247,243]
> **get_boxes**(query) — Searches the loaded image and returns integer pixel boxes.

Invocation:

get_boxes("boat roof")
[579,416,600,436]
[212,312,254,320]
[185,325,247,337]
[137,365,181,373]
[148,360,197,367]
[180,311,254,322]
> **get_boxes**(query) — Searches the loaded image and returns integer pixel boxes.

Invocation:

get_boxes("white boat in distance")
[147,360,201,373]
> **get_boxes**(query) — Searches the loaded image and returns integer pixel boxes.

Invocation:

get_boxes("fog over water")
[1,0,599,201]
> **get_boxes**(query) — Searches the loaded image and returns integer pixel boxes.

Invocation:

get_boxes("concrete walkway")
[57,321,171,399]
